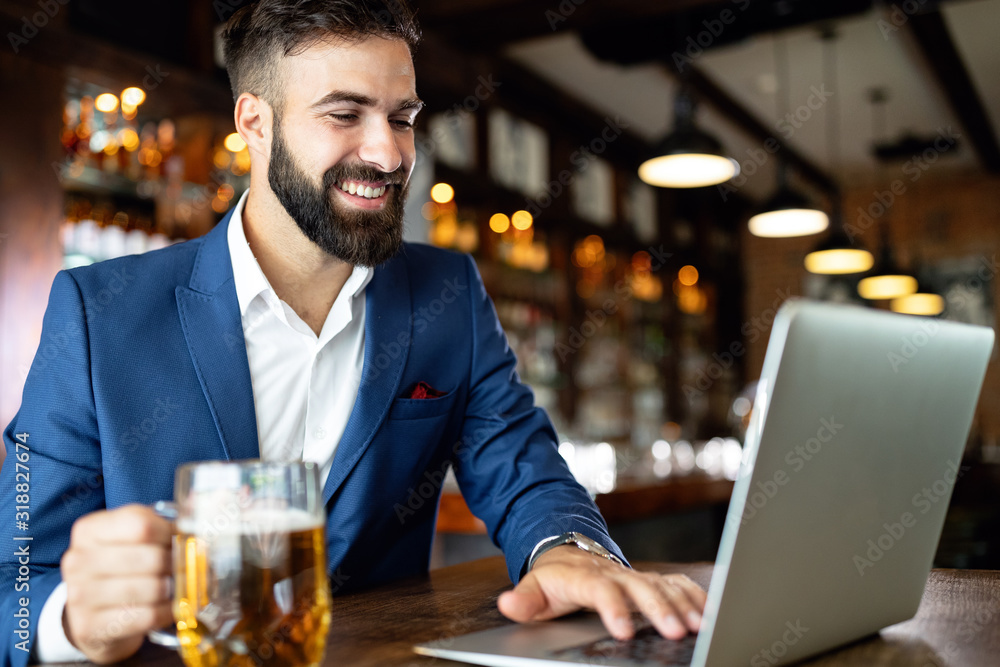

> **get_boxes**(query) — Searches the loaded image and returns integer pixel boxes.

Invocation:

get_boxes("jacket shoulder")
[64,236,204,297]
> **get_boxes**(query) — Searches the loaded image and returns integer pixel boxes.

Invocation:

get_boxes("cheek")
[398,135,417,174]
[291,123,356,173]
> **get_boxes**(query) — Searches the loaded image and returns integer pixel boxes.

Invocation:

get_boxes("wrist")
[532,544,594,568]
[527,532,626,572]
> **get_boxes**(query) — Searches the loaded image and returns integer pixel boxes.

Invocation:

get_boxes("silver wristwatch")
[527,532,626,572]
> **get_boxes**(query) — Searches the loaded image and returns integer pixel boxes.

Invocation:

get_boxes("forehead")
[278,35,416,109]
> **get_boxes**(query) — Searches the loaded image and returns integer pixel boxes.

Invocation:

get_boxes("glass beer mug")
[150,461,331,667]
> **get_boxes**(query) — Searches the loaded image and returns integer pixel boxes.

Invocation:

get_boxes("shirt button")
[314,427,327,439]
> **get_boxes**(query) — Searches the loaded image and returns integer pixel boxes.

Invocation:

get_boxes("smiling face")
[266,35,421,267]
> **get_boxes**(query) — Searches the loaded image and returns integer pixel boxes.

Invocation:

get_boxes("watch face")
[571,533,604,554]
[568,533,623,566]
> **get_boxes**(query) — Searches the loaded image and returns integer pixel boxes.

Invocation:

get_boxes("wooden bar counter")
[91,556,1000,667]
[437,474,736,534]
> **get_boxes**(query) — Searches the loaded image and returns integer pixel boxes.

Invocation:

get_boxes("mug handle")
[147,501,179,649]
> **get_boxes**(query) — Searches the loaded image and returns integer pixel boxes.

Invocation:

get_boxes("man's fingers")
[67,600,173,659]
[62,544,171,578]
[504,546,711,644]
[657,574,708,632]
[612,573,690,640]
[589,579,635,641]
[497,574,551,622]
[66,575,172,611]
[667,574,708,611]
[655,578,702,634]
[74,600,173,640]
[70,504,172,547]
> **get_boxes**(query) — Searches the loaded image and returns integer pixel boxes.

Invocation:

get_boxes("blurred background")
[1,0,998,568]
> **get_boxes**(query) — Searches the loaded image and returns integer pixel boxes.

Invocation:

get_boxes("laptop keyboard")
[549,625,698,666]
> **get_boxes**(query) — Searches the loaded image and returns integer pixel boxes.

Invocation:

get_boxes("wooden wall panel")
[0,49,66,458]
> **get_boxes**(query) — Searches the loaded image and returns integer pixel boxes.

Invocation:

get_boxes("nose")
[357,118,403,175]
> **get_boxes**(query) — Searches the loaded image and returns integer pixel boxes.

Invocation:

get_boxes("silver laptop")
[414,299,994,667]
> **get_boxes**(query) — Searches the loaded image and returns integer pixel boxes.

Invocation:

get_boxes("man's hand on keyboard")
[497,545,707,641]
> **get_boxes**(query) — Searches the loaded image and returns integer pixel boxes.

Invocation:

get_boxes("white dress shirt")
[227,188,372,485]
[36,189,371,661]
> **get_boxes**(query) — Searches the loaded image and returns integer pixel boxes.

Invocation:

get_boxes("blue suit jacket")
[0,210,623,666]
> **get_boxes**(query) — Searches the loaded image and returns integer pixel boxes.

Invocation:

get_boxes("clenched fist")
[60,504,174,664]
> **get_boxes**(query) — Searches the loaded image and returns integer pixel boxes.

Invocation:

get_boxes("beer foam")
[178,507,322,536]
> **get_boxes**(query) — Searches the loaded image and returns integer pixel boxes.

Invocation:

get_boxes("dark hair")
[222,0,421,111]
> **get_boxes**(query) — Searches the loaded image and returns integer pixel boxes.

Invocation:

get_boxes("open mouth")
[335,179,389,200]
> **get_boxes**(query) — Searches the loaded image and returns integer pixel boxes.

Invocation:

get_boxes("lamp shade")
[804,211,874,275]
[889,272,944,315]
[856,224,917,300]
[748,184,829,238]
[890,291,944,316]
[858,274,918,300]
[639,87,739,189]
[639,126,740,188]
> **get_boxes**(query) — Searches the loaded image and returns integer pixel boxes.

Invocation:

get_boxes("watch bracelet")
[526,532,625,572]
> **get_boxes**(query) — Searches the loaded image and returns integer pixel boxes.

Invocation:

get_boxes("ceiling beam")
[417,0,875,54]
[416,30,832,200]
[418,0,733,21]
[414,33,651,165]
[416,0,746,52]
[900,7,1000,173]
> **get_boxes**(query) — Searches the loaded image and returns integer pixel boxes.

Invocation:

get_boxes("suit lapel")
[176,212,260,461]
[322,253,411,503]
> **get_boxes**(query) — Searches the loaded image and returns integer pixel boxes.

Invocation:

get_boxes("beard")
[267,122,408,267]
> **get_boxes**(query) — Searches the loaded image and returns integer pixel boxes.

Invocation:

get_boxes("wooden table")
[76,557,999,667]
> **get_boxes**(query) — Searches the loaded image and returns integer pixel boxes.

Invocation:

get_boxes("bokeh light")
[121,87,146,107]
[511,210,533,230]
[95,94,119,113]
[489,213,510,234]
[224,132,247,153]
[678,265,699,286]
[430,182,454,204]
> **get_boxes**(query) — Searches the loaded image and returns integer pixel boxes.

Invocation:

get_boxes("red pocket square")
[408,381,445,399]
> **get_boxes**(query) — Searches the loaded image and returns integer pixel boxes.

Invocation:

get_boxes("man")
[0,1,705,665]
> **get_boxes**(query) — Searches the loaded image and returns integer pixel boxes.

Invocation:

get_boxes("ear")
[233,92,274,161]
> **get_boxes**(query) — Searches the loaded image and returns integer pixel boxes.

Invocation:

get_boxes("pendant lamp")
[638,86,740,189]
[804,199,875,274]
[804,27,873,274]
[749,162,829,237]
[856,89,916,299]
[890,261,944,315]
[749,35,828,238]
[857,224,917,300]
[890,290,945,316]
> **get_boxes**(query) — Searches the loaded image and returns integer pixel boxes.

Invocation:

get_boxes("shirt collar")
[226,189,374,320]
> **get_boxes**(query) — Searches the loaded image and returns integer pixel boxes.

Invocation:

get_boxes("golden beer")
[173,514,331,667]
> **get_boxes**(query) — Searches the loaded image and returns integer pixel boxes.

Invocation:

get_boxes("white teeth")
[338,181,387,199]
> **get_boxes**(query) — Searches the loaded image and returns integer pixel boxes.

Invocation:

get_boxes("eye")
[328,113,358,122]
[391,119,414,130]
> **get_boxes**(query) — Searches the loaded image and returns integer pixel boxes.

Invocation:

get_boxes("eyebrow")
[311,90,424,113]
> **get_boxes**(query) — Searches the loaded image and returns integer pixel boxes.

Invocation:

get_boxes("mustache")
[323,163,406,188]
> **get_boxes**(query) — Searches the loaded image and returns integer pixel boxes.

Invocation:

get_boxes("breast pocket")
[388,389,459,420]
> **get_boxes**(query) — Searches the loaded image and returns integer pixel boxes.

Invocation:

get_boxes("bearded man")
[0,2,705,665]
